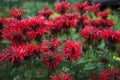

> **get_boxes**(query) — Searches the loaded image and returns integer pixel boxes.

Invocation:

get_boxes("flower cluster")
[42,53,63,69]
[38,6,53,19]
[97,10,111,19]
[100,29,120,43]
[90,69,120,80]
[10,8,25,20]
[63,40,82,62]
[74,2,88,15]
[98,69,120,80]
[0,44,44,64]
[80,26,101,39]
[42,38,61,52]
[55,1,70,14]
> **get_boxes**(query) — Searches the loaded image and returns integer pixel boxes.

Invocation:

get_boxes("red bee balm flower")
[50,73,73,80]
[0,44,47,64]
[63,13,79,28]
[63,40,82,62]
[24,16,47,41]
[89,19,114,29]
[100,29,120,43]
[10,8,25,20]
[75,2,88,15]
[38,6,53,19]
[98,10,111,19]
[25,44,42,58]
[86,3,101,15]
[80,26,101,39]
[47,19,62,34]
[0,45,26,64]
[53,14,79,33]
[42,38,61,52]
[77,15,89,27]
[97,19,114,28]
[42,53,63,69]
[27,28,47,41]
[55,1,70,14]
[98,69,120,80]
[2,28,25,46]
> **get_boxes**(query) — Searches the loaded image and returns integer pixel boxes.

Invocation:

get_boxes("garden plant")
[0,0,120,80]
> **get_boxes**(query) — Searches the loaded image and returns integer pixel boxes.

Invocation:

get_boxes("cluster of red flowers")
[0,1,120,80]
[42,38,61,52]
[42,53,63,69]
[80,26,101,39]
[90,69,120,80]
[1,16,48,46]
[98,69,120,80]
[0,44,45,64]
[80,27,120,43]
[63,40,82,62]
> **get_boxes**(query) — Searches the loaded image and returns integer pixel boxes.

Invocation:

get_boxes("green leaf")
[77,58,88,64]
[84,63,96,70]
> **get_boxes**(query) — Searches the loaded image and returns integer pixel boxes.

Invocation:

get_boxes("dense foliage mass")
[0,1,120,80]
